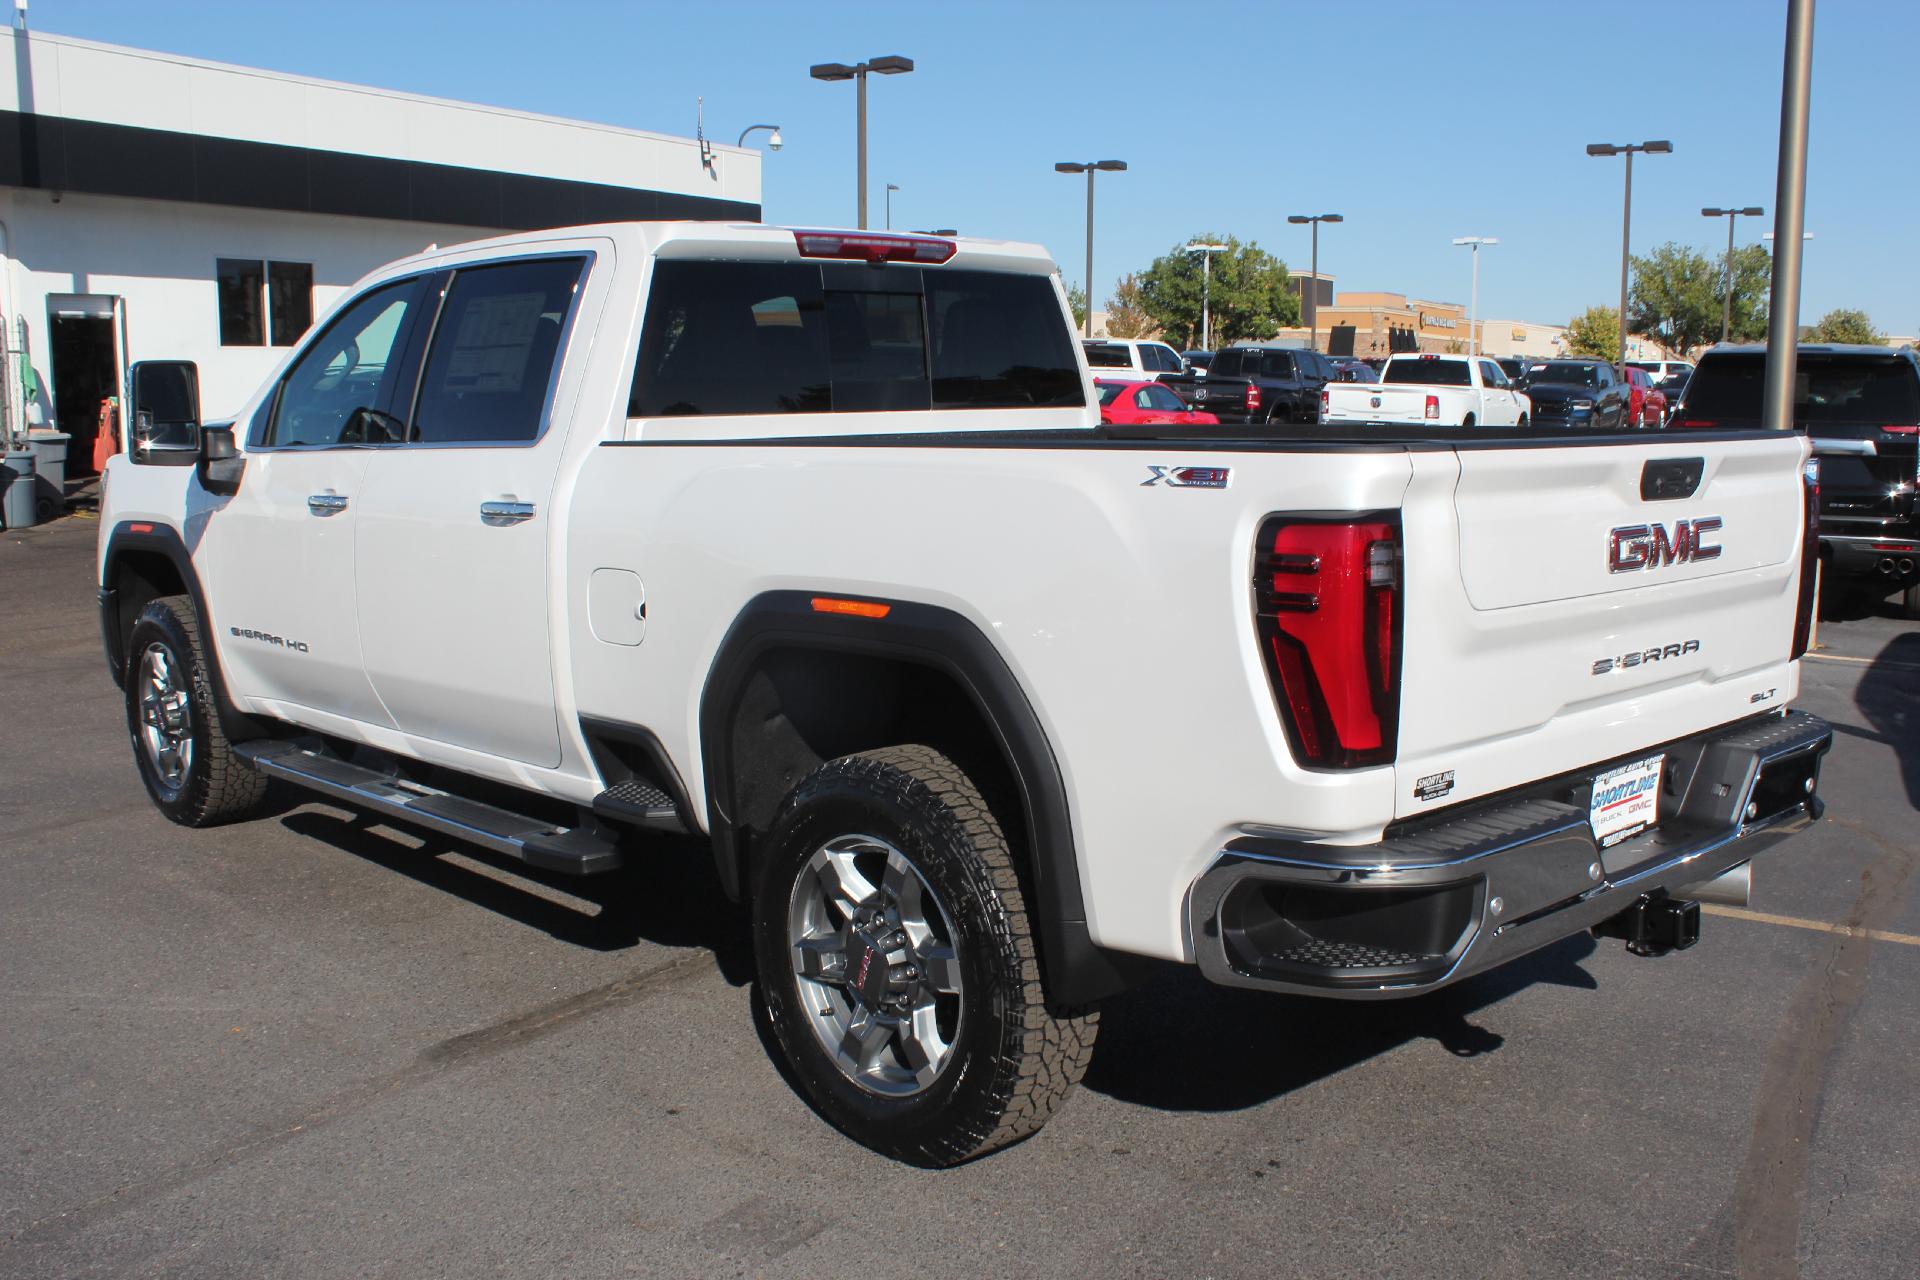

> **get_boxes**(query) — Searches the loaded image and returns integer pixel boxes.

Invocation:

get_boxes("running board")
[234,740,624,875]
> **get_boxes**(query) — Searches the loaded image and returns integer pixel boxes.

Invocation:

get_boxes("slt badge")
[1142,465,1231,489]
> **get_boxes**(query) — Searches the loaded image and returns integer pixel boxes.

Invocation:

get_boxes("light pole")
[1451,237,1498,354]
[885,183,899,229]
[1586,139,1672,361]
[736,124,783,150]
[809,56,913,229]
[1286,213,1342,351]
[1702,206,1764,343]
[1185,242,1227,351]
[1055,160,1127,337]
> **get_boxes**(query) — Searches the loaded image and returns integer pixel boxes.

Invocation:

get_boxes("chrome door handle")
[480,500,536,526]
[307,493,349,515]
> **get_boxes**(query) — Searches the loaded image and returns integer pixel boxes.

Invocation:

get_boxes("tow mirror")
[128,360,201,466]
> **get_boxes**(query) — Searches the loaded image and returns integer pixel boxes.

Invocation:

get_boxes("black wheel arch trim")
[698,589,1150,1005]
[99,520,272,744]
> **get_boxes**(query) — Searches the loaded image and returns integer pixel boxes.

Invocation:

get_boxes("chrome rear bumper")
[1187,710,1831,999]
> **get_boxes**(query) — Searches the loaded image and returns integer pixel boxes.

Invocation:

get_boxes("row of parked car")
[1088,334,1919,618]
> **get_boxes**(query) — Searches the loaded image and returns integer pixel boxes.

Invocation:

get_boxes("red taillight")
[1246,382,1262,413]
[792,230,956,264]
[1424,394,1439,420]
[1253,516,1402,769]
[1674,416,1715,429]
[1880,424,1919,435]
[1320,388,1330,416]
[1792,458,1819,660]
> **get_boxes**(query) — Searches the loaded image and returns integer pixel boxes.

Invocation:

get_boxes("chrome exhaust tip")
[1678,861,1751,907]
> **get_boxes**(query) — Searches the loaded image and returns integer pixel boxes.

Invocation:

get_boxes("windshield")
[1682,352,1920,426]
[1382,358,1470,386]
[1529,362,1605,387]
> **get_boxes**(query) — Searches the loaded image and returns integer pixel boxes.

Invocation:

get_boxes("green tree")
[1135,234,1299,349]
[1103,274,1154,339]
[1564,306,1621,360]
[1808,308,1884,345]
[1628,242,1720,355]
[1066,282,1088,332]
[1721,243,1771,342]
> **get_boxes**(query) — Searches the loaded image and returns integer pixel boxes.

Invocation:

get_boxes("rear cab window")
[631,260,1085,419]
[1681,351,1920,429]
[1383,358,1471,387]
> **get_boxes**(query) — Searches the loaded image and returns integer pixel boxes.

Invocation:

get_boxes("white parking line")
[1703,903,1920,948]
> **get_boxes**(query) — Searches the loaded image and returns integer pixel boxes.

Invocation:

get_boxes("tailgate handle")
[1641,457,1705,501]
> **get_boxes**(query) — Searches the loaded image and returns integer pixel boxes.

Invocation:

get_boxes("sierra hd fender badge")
[1142,465,1230,489]
[1608,517,1723,572]
[230,626,310,654]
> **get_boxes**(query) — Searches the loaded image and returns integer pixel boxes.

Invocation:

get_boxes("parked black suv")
[1164,344,1335,425]
[1673,344,1920,617]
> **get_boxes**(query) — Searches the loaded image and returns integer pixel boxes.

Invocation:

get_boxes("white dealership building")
[0,27,762,470]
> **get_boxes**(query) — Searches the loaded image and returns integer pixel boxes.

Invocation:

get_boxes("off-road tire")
[124,595,271,826]
[753,745,1098,1166]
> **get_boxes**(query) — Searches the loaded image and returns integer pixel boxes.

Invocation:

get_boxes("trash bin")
[2,450,37,530]
[25,430,70,522]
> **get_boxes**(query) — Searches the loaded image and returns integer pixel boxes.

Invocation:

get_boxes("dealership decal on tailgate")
[1590,755,1664,847]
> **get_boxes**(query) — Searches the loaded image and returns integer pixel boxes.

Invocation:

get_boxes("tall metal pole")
[1083,168,1095,337]
[855,68,868,229]
[1307,222,1319,351]
[1721,214,1737,343]
[1202,253,1212,351]
[1618,149,1633,362]
[1763,0,1815,437]
[1469,244,1480,355]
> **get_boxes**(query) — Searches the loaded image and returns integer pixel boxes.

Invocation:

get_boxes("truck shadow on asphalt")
[1078,937,1598,1113]
[276,808,756,982]
[1834,629,1920,809]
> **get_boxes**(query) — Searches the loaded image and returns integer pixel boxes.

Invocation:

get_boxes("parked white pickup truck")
[99,221,1829,1166]
[1322,352,1530,427]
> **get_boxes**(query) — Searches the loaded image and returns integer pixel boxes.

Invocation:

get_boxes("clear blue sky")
[30,0,1916,334]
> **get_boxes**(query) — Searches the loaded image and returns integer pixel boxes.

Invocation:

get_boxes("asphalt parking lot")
[2,512,1915,1280]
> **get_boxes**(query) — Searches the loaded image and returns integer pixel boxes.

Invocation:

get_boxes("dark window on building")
[217,258,264,346]
[220,258,315,347]
[268,261,314,346]
[409,257,585,445]
[630,261,1083,418]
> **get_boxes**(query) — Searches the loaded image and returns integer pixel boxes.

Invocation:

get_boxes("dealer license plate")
[1590,755,1663,848]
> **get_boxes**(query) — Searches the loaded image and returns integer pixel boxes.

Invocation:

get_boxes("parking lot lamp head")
[1702,206,1765,341]
[811,57,914,228]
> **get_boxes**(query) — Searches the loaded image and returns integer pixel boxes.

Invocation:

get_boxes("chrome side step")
[234,740,624,875]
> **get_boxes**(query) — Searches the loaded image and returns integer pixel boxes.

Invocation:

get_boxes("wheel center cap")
[848,929,891,1007]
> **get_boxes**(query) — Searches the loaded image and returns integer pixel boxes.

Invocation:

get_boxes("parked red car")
[1096,378,1220,426]
[1621,365,1669,427]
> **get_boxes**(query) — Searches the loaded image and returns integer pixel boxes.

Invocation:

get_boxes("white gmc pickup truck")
[1322,352,1530,427]
[98,222,1830,1166]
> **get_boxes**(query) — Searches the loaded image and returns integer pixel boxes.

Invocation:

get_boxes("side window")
[1480,360,1507,388]
[409,257,586,444]
[1209,350,1239,377]
[1262,351,1296,380]
[1142,385,1185,411]
[1152,345,1180,372]
[265,278,422,447]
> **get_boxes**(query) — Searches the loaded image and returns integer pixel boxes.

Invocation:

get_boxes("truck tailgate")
[1324,384,1430,422]
[1393,433,1808,820]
